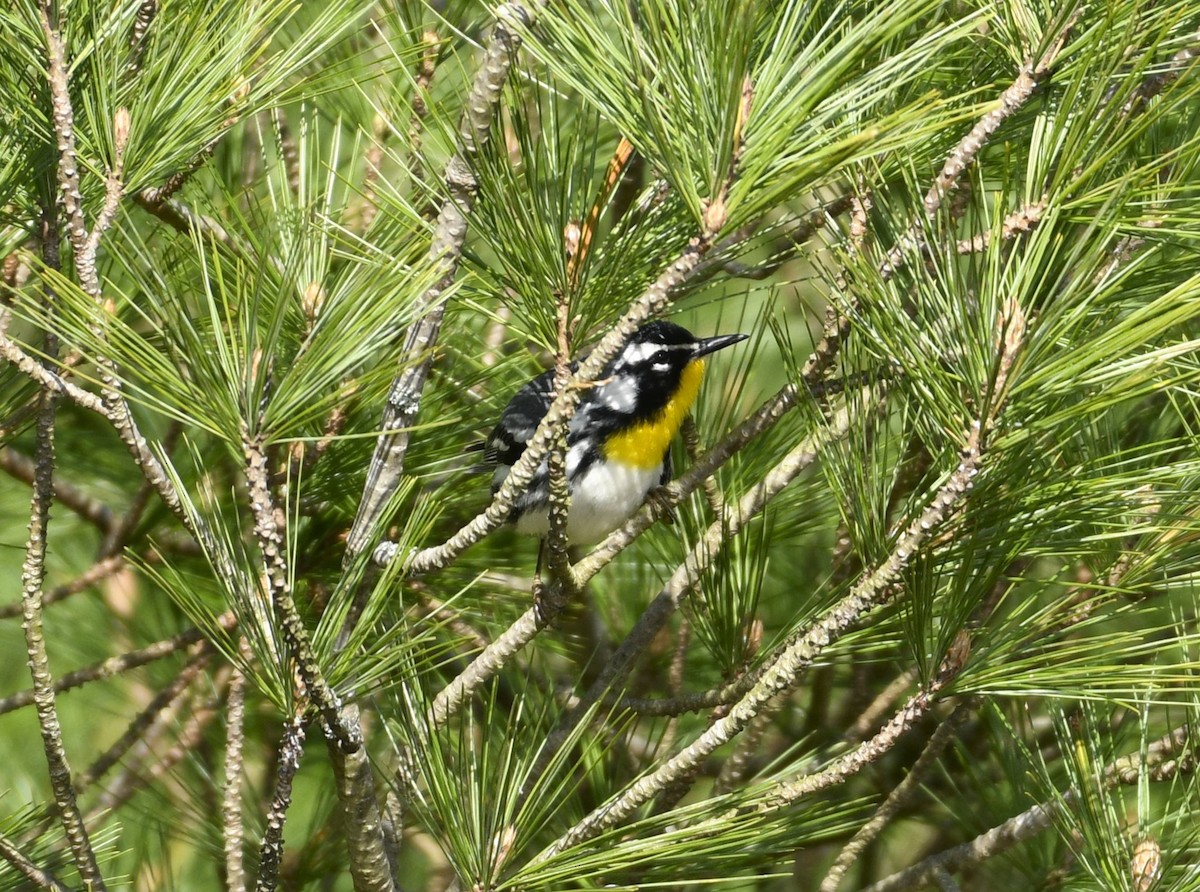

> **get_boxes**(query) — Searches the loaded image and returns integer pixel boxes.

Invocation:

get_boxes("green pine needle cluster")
[1,0,1199,890]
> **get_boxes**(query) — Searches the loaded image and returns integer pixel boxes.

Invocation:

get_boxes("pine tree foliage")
[1,0,1199,889]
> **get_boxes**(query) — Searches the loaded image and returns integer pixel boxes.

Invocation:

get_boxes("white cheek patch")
[599,376,639,413]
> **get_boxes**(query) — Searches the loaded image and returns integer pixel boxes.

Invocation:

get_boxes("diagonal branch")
[819,702,972,892]
[244,436,357,750]
[861,725,1193,892]
[0,621,225,715]
[346,2,538,558]
[0,832,70,892]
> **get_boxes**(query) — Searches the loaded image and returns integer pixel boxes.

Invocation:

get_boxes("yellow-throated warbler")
[484,321,747,543]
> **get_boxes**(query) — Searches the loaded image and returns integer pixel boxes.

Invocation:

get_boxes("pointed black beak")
[692,332,749,359]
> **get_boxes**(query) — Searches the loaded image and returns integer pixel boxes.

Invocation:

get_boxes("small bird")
[484,320,748,544]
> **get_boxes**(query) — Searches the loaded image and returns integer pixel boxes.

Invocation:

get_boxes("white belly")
[514,460,661,544]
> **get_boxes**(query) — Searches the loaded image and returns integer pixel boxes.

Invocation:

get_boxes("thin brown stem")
[404,29,441,208]
[819,702,971,892]
[0,619,230,715]
[84,672,230,822]
[244,436,357,750]
[254,712,308,892]
[224,660,248,892]
[75,646,212,791]
[0,832,70,892]
[347,3,537,559]
[0,446,114,531]
[862,725,1193,892]
[0,554,127,621]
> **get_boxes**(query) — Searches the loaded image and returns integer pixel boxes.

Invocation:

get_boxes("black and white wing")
[483,367,556,488]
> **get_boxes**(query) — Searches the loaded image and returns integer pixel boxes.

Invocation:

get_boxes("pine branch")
[16,187,106,890]
[0,446,115,532]
[819,702,972,892]
[224,660,248,892]
[329,704,397,892]
[403,29,441,214]
[347,2,538,558]
[75,646,212,790]
[0,555,127,620]
[244,436,357,750]
[881,22,1074,279]
[0,833,70,892]
[126,0,157,75]
[85,671,229,821]
[0,619,230,715]
[753,638,967,816]
[862,726,1194,892]
[254,712,307,892]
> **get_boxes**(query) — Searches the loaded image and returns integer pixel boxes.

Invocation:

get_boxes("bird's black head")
[611,321,748,373]
[598,321,748,421]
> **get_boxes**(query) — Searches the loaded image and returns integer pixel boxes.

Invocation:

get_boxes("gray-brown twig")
[254,711,307,892]
[347,3,538,559]
[819,702,972,891]
[861,725,1193,892]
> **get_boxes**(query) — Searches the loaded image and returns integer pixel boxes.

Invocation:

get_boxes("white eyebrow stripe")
[622,341,690,363]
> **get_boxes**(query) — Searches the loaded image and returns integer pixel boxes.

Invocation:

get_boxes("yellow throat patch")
[602,359,705,469]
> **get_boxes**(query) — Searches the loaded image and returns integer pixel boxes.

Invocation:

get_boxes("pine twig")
[126,0,157,74]
[84,672,230,822]
[244,436,357,751]
[16,134,105,890]
[819,702,972,892]
[254,712,307,892]
[19,391,105,890]
[955,202,1045,255]
[224,660,248,892]
[687,193,856,286]
[404,29,441,208]
[347,3,538,558]
[0,554,127,620]
[0,833,70,892]
[861,725,1194,892]
[881,27,1073,279]
[0,446,114,531]
[31,5,234,594]
[846,666,921,743]
[0,618,230,715]
[1120,39,1200,118]
[75,645,212,791]
[752,638,968,817]
[536,289,580,615]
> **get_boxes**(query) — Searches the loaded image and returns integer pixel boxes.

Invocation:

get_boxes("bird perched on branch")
[484,320,747,544]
